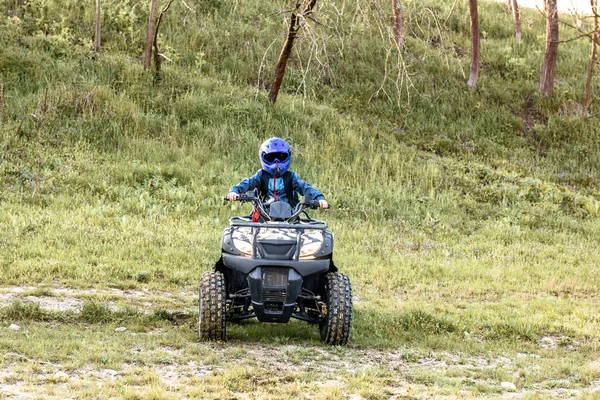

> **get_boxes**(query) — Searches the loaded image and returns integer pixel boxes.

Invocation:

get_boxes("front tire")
[320,272,353,345]
[199,271,226,341]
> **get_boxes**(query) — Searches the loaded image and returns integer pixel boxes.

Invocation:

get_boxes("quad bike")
[199,191,352,345]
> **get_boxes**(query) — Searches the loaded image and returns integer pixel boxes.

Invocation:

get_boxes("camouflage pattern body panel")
[231,226,254,244]
[256,227,299,242]
[230,224,324,259]
[298,230,324,249]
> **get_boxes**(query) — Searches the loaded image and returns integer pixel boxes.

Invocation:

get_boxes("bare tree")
[584,0,599,110]
[467,0,480,90]
[539,0,559,97]
[269,0,318,103]
[94,0,101,53]
[511,0,522,41]
[144,0,159,70]
[392,0,404,50]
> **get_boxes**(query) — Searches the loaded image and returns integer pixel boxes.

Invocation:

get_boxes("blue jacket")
[230,170,325,205]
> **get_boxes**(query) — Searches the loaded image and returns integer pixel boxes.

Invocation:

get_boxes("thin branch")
[293,38,314,101]
[534,5,599,44]
[556,32,596,43]
[423,7,449,67]
[369,46,394,104]
[443,0,460,26]
[180,0,196,13]
[557,18,596,40]
[159,53,173,62]
[267,9,295,18]
[369,0,392,43]
[306,15,326,28]
[256,38,279,95]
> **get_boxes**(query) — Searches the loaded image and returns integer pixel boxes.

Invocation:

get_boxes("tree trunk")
[584,0,599,110]
[392,0,404,50]
[153,0,176,72]
[144,0,159,70]
[539,0,559,97]
[511,0,522,41]
[269,12,298,103]
[94,0,101,53]
[269,0,318,103]
[467,0,480,90]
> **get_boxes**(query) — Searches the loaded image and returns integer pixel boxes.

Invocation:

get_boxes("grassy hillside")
[1,0,600,398]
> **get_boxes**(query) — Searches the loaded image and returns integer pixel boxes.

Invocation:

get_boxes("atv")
[199,191,352,345]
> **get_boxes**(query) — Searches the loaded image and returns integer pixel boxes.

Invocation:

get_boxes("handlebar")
[225,193,330,223]
[225,196,330,208]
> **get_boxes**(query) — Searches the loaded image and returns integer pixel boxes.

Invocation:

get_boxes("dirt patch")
[4,345,597,399]
[1,339,598,399]
[538,334,578,351]
[0,285,196,314]
[520,94,547,135]
[1,285,598,398]
[22,296,84,312]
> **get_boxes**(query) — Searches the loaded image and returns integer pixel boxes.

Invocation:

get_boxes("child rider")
[226,137,329,210]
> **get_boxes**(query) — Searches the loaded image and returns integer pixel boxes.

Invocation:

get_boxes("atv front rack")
[229,217,327,230]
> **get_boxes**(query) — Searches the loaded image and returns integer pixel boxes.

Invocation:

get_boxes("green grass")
[1,0,600,397]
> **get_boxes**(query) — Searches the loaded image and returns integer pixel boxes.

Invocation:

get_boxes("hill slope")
[1,0,599,397]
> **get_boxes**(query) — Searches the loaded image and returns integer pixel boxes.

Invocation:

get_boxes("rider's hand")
[227,192,239,201]
[319,199,329,209]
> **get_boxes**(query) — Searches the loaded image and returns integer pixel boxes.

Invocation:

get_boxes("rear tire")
[319,272,353,345]
[199,271,226,341]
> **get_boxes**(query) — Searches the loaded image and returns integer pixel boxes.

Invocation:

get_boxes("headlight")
[232,239,253,256]
[299,241,322,259]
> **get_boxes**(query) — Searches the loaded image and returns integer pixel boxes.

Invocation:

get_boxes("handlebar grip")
[304,200,324,209]
[224,195,253,202]
[302,201,332,209]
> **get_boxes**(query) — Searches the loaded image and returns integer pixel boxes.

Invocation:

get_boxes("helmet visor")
[262,152,290,163]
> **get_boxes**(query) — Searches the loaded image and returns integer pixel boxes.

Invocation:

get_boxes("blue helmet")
[259,137,291,177]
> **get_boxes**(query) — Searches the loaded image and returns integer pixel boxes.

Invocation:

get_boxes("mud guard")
[213,256,225,273]
[328,258,338,273]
